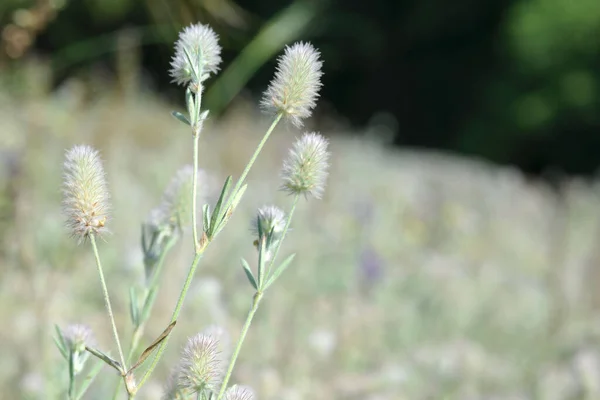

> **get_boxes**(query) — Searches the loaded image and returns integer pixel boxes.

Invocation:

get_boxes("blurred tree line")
[1,0,600,175]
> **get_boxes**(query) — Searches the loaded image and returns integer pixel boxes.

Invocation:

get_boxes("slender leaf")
[129,287,139,327]
[264,253,296,290]
[213,184,247,237]
[85,346,123,374]
[54,325,68,360]
[128,321,176,373]
[202,204,211,233]
[171,111,191,126]
[241,258,257,290]
[140,288,157,323]
[209,176,232,236]
[257,238,267,289]
[185,86,196,126]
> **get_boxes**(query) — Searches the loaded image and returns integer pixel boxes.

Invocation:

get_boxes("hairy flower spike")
[281,132,330,199]
[261,42,323,127]
[224,385,255,400]
[177,333,223,394]
[62,145,110,241]
[170,23,222,87]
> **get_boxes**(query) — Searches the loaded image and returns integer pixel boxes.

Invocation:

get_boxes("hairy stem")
[192,133,200,250]
[216,291,263,400]
[90,235,127,370]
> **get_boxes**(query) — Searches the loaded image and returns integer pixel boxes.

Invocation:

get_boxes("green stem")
[219,114,283,222]
[68,351,75,399]
[192,133,200,250]
[216,292,264,400]
[266,194,299,277]
[137,248,206,388]
[90,235,127,370]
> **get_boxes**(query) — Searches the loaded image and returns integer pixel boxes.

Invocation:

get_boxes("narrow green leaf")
[241,258,257,290]
[53,325,68,361]
[185,86,196,126]
[171,111,191,126]
[209,176,232,236]
[140,288,157,323]
[202,204,211,233]
[129,287,139,327]
[264,253,296,290]
[183,47,199,85]
[127,321,176,373]
[199,110,209,121]
[257,238,267,289]
[75,360,104,400]
[85,346,123,374]
[213,184,248,238]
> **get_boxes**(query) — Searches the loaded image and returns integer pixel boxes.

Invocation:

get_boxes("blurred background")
[2,0,600,399]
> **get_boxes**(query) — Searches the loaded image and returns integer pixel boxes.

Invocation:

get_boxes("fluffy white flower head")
[261,42,323,127]
[281,132,330,199]
[170,23,222,87]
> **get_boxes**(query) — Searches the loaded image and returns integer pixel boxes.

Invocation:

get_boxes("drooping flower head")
[261,42,323,127]
[170,23,222,88]
[280,132,330,199]
[62,145,110,241]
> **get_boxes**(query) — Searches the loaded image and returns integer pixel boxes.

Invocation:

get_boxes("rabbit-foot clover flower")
[224,385,255,400]
[261,42,323,127]
[170,23,222,88]
[62,145,110,241]
[60,324,95,374]
[177,332,223,394]
[281,132,330,199]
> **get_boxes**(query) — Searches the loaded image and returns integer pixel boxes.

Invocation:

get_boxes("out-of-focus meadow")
[3,62,600,399]
[2,0,600,399]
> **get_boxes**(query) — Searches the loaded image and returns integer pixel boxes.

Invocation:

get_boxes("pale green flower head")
[177,332,223,394]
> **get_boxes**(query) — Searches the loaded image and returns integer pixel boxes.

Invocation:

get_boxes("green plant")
[55,21,327,399]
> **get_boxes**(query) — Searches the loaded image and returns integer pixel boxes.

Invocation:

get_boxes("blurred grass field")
[3,64,600,400]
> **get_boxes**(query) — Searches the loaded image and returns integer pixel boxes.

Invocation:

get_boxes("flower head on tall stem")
[62,145,110,242]
[261,42,323,127]
[281,132,330,199]
[170,23,222,89]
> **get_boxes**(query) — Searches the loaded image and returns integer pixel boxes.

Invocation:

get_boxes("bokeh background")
[2,0,600,399]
